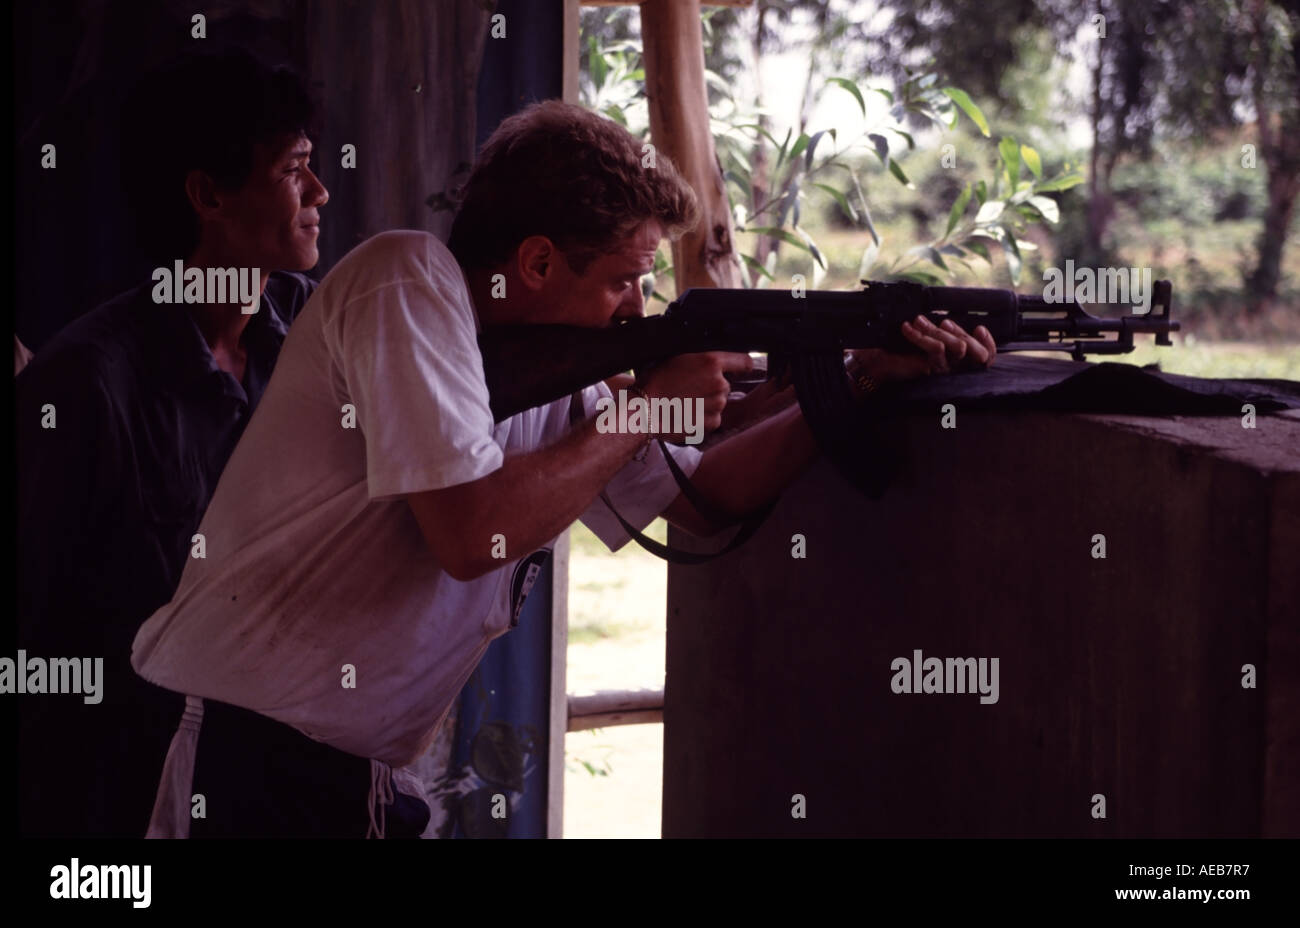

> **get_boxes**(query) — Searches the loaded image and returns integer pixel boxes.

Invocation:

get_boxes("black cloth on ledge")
[873,354,1300,415]
[832,354,1299,499]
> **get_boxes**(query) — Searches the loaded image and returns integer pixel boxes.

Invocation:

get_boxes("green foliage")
[565,735,614,778]
[578,9,1096,293]
[576,4,1299,321]
[579,5,1081,293]
[1109,153,1268,228]
[719,67,1084,288]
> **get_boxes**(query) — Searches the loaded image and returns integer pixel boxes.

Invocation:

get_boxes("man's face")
[213,132,329,271]
[541,220,663,327]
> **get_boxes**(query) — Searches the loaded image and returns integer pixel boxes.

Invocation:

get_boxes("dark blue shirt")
[15,271,315,836]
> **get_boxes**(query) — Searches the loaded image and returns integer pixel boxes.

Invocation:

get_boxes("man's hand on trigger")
[848,316,996,389]
[638,351,753,442]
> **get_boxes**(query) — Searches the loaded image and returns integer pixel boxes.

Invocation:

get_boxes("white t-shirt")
[132,229,699,768]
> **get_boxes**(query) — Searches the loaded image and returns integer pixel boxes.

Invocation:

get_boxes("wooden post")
[563,0,582,105]
[639,0,743,292]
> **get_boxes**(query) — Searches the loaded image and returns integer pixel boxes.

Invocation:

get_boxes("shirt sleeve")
[323,245,504,501]
[576,381,703,552]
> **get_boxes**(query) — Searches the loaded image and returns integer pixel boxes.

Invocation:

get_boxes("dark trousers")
[17,672,181,837]
[189,699,431,838]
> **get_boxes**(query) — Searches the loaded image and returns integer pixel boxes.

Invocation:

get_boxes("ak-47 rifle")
[477,278,1179,529]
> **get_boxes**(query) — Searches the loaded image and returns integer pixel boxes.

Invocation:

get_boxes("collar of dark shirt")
[144,278,291,398]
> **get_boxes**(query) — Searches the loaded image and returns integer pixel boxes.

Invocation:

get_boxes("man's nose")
[305,166,329,208]
[614,284,646,321]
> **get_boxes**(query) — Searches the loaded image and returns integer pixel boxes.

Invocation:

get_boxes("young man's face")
[214,132,329,270]
[545,219,663,327]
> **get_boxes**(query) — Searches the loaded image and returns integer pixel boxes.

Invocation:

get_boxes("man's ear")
[515,235,562,291]
[184,169,223,222]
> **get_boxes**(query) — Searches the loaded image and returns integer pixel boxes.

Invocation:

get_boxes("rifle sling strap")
[570,391,773,564]
[598,440,776,565]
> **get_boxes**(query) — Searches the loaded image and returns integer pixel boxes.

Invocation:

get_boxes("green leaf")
[940,88,990,137]
[723,156,751,186]
[605,104,627,127]
[1026,195,1060,223]
[734,123,783,151]
[998,137,1020,186]
[741,253,775,282]
[1034,172,1085,193]
[974,180,988,206]
[975,199,1004,224]
[790,225,827,270]
[775,127,793,168]
[589,37,608,91]
[845,169,879,245]
[965,240,991,263]
[858,241,880,278]
[927,246,949,271]
[872,87,894,105]
[1000,225,1022,284]
[868,133,890,166]
[861,201,879,246]
[704,69,732,99]
[744,225,811,254]
[813,182,857,223]
[788,132,811,164]
[1020,144,1042,179]
[889,127,916,150]
[946,182,972,237]
[827,77,866,117]
[888,158,912,187]
[895,270,945,287]
[804,130,828,169]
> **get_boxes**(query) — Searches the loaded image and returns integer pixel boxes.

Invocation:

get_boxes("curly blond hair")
[448,100,699,273]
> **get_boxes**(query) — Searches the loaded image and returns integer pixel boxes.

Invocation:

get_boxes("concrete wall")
[663,410,1300,837]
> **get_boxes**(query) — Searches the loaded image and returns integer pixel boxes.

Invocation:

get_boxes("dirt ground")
[563,522,668,838]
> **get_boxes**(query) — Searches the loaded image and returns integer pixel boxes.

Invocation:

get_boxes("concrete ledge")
[664,411,1299,837]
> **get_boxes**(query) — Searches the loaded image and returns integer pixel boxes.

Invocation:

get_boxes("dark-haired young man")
[132,100,994,838]
[15,50,329,837]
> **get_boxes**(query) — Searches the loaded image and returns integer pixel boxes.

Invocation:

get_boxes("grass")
[566,518,668,645]
[1111,338,1300,381]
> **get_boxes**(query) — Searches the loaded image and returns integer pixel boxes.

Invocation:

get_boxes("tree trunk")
[1245,0,1300,313]
[749,3,774,272]
[642,0,743,291]
[1248,164,1299,313]
[1086,0,1107,262]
